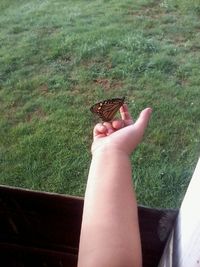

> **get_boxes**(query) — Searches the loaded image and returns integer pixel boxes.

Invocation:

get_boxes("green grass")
[0,0,200,208]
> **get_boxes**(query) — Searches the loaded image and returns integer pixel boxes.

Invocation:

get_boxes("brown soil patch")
[94,78,123,90]
[26,108,47,122]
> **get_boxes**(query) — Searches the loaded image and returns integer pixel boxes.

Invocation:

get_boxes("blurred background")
[0,0,200,208]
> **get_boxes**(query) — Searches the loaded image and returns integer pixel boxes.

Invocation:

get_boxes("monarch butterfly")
[90,97,125,122]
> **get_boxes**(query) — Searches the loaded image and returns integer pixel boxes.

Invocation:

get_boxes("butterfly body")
[90,97,125,122]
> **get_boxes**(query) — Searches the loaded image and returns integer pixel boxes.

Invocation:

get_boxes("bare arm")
[78,105,152,267]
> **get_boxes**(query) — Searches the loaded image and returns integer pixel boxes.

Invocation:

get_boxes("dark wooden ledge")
[0,185,178,267]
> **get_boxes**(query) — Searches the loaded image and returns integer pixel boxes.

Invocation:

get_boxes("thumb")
[133,107,152,140]
[115,107,152,154]
[135,107,152,128]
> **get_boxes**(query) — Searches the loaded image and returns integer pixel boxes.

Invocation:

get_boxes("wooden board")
[0,185,177,267]
[159,157,200,267]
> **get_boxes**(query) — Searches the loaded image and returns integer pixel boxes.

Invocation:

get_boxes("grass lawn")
[0,0,200,208]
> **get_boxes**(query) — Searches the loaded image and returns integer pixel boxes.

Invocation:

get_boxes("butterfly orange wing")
[90,97,125,122]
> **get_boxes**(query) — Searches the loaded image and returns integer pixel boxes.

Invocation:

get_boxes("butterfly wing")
[90,97,125,122]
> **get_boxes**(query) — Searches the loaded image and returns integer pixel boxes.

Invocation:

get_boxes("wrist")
[90,144,132,185]
[92,144,130,160]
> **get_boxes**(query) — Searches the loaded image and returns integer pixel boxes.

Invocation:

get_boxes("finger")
[112,119,125,130]
[103,122,114,135]
[93,123,107,138]
[120,104,134,125]
[133,107,152,135]
[121,107,152,149]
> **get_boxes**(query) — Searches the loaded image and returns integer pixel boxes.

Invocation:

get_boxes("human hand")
[91,104,152,156]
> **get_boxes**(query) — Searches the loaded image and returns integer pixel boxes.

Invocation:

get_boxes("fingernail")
[148,107,153,114]
[108,129,114,134]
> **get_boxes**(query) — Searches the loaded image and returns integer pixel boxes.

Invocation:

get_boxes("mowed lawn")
[0,0,200,208]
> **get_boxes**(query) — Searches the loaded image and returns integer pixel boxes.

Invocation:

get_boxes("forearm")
[78,148,142,267]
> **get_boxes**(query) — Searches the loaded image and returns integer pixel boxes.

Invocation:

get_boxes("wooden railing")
[158,157,200,267]
[0,184,177,267]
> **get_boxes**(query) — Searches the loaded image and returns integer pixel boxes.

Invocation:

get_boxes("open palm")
[92,104,152,155]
